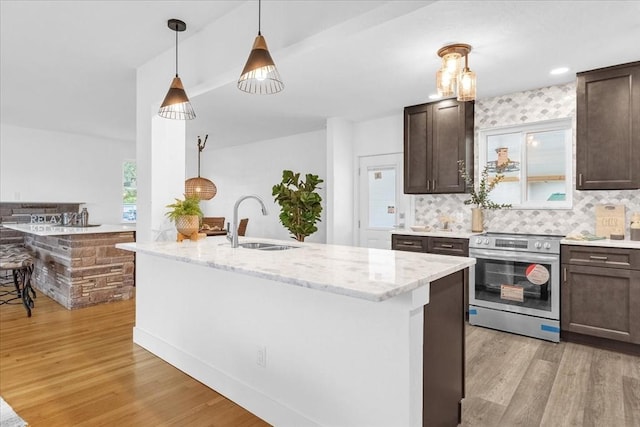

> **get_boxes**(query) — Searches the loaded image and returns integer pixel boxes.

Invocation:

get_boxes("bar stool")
[0,244,36,317]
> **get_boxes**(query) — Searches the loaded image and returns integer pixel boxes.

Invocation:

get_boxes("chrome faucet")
[227,195,269,248]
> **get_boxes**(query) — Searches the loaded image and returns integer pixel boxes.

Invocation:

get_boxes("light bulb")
[254,65,275,81]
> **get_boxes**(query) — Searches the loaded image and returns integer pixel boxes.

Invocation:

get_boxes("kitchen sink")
[238,242,298,251]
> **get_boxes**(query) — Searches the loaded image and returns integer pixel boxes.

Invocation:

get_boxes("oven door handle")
[469,249,558,263]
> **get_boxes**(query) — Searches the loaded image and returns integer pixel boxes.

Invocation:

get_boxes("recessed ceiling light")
[550,67,570,75]
[429,93,442,100]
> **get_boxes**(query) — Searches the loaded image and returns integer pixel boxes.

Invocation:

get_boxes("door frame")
[355,152,413,248]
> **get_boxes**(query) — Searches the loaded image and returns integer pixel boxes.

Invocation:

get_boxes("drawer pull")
[401,241,415,246]
[440,244,454,248]
[589,255,608,261]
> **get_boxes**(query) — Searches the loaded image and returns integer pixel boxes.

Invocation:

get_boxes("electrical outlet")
[256,346,267,368]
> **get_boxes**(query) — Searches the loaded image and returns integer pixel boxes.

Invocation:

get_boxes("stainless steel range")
[468,232,562,342]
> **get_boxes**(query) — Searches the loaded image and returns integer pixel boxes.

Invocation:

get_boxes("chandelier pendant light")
[436,43,476,102]
[185,135,217,200]
[237,0,284,94]
[158,19,196,120]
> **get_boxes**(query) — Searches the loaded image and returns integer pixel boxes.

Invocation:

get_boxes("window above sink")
[478,118,573,210]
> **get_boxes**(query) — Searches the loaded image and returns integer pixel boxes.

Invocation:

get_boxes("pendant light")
[185,135,217,200]
[237,0,284,94]
[158,19,196,120]
[435,43,476,102]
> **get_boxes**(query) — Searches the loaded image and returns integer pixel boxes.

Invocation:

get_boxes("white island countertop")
[118,236,475,302]
[3,223,136,236]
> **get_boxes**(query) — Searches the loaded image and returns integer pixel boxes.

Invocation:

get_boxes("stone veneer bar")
[24,231,135,309]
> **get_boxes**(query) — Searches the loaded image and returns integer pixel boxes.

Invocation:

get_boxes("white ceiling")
[2,1,640,148]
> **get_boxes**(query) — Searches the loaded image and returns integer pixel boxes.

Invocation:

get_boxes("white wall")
[195,129,327,243]
[0,124,135,224]
[353,113,404,156]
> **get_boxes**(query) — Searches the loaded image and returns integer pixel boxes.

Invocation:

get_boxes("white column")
[326,117,354,246]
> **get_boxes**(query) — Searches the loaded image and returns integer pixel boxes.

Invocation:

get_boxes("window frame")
[478,118,573,210]
[122,159,137,223]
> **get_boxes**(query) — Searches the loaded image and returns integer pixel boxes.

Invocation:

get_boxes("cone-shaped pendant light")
[158,19,196,120]
[237,0,284,94]
[185,135,217,200]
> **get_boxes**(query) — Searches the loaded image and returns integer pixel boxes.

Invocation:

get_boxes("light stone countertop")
[561,238,640,250]
[2,223,136,236]
[117,236,475,302]
[391,230,480,239]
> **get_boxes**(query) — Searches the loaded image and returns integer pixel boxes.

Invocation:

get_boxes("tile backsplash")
[414,83,640,237]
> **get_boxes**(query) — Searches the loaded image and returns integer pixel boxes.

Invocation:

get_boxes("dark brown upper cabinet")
[404,99,474,194]
[576,61,640,190]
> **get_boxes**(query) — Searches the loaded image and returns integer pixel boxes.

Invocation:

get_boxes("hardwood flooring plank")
[0,294,270,427]
[499,359,557,426]
[533,339,566,364]
[461,396,506,427]
[539,343,593,426]
[622,376,640,427]
[466,328,539,406]
[583,349,627,427]
[622,352,640,380]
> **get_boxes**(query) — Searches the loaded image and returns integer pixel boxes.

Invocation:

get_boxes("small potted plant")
[458,160,511,232]
[272,170,323,242]
[166,195,204,239]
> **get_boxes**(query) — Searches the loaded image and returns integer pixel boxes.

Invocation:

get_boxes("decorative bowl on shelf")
[410,225,431,232]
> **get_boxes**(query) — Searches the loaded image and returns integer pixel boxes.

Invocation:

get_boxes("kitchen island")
[118,236,475,427]
[3,223,136,309]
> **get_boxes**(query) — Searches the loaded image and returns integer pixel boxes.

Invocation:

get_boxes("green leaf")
[272,170,323,241]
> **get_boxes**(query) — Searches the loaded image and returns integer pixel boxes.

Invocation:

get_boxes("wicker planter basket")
[175,215,200,236]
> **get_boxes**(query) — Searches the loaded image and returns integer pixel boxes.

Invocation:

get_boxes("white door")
[358,153,406,249]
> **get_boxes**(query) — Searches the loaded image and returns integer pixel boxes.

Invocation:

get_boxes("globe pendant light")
[237,0,284,94]
[158,19,196,120]
[185,135,217,200]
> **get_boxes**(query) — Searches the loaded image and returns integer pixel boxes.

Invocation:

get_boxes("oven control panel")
[470,233,561,254]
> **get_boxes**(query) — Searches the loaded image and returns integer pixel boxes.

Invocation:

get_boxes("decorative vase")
[175,215,200,236]
[471,208,484,232]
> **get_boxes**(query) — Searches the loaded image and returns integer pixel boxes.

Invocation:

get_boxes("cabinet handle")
[440,244,454,248]
[426,180,430,191]
[563,267,567,282]
[401,241,415,246]
[589,255,608,261]
[432,180,436,190]
[578,173,583,187]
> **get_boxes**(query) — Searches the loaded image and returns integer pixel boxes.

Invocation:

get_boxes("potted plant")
[272,170,323,242]
[458,160,511,232]
[166,195,204,238]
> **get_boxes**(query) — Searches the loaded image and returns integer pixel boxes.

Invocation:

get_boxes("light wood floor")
[1,291,639,426]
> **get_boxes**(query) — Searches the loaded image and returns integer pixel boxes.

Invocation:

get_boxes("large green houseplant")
[166,195,204,237]
[458,160,511,232]
[272,170,323,242]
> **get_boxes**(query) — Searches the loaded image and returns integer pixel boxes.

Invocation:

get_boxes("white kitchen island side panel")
[134,253,427,427]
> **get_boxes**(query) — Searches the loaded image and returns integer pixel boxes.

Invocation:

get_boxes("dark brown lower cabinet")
[424,270,465,426]
[392,234,470,315]
[561,245,640,355]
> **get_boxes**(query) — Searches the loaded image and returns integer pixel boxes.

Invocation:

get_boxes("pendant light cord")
[175,27,179,77]
[196,135,208,177]
[258,0,262,35]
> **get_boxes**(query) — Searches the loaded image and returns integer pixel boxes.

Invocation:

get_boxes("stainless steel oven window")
[469,248,560,320]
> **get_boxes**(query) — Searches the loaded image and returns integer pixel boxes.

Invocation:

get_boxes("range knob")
[543,242,552,249]
[534,242,542,249]
[475,238,483,244]
[483,238,490,245]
